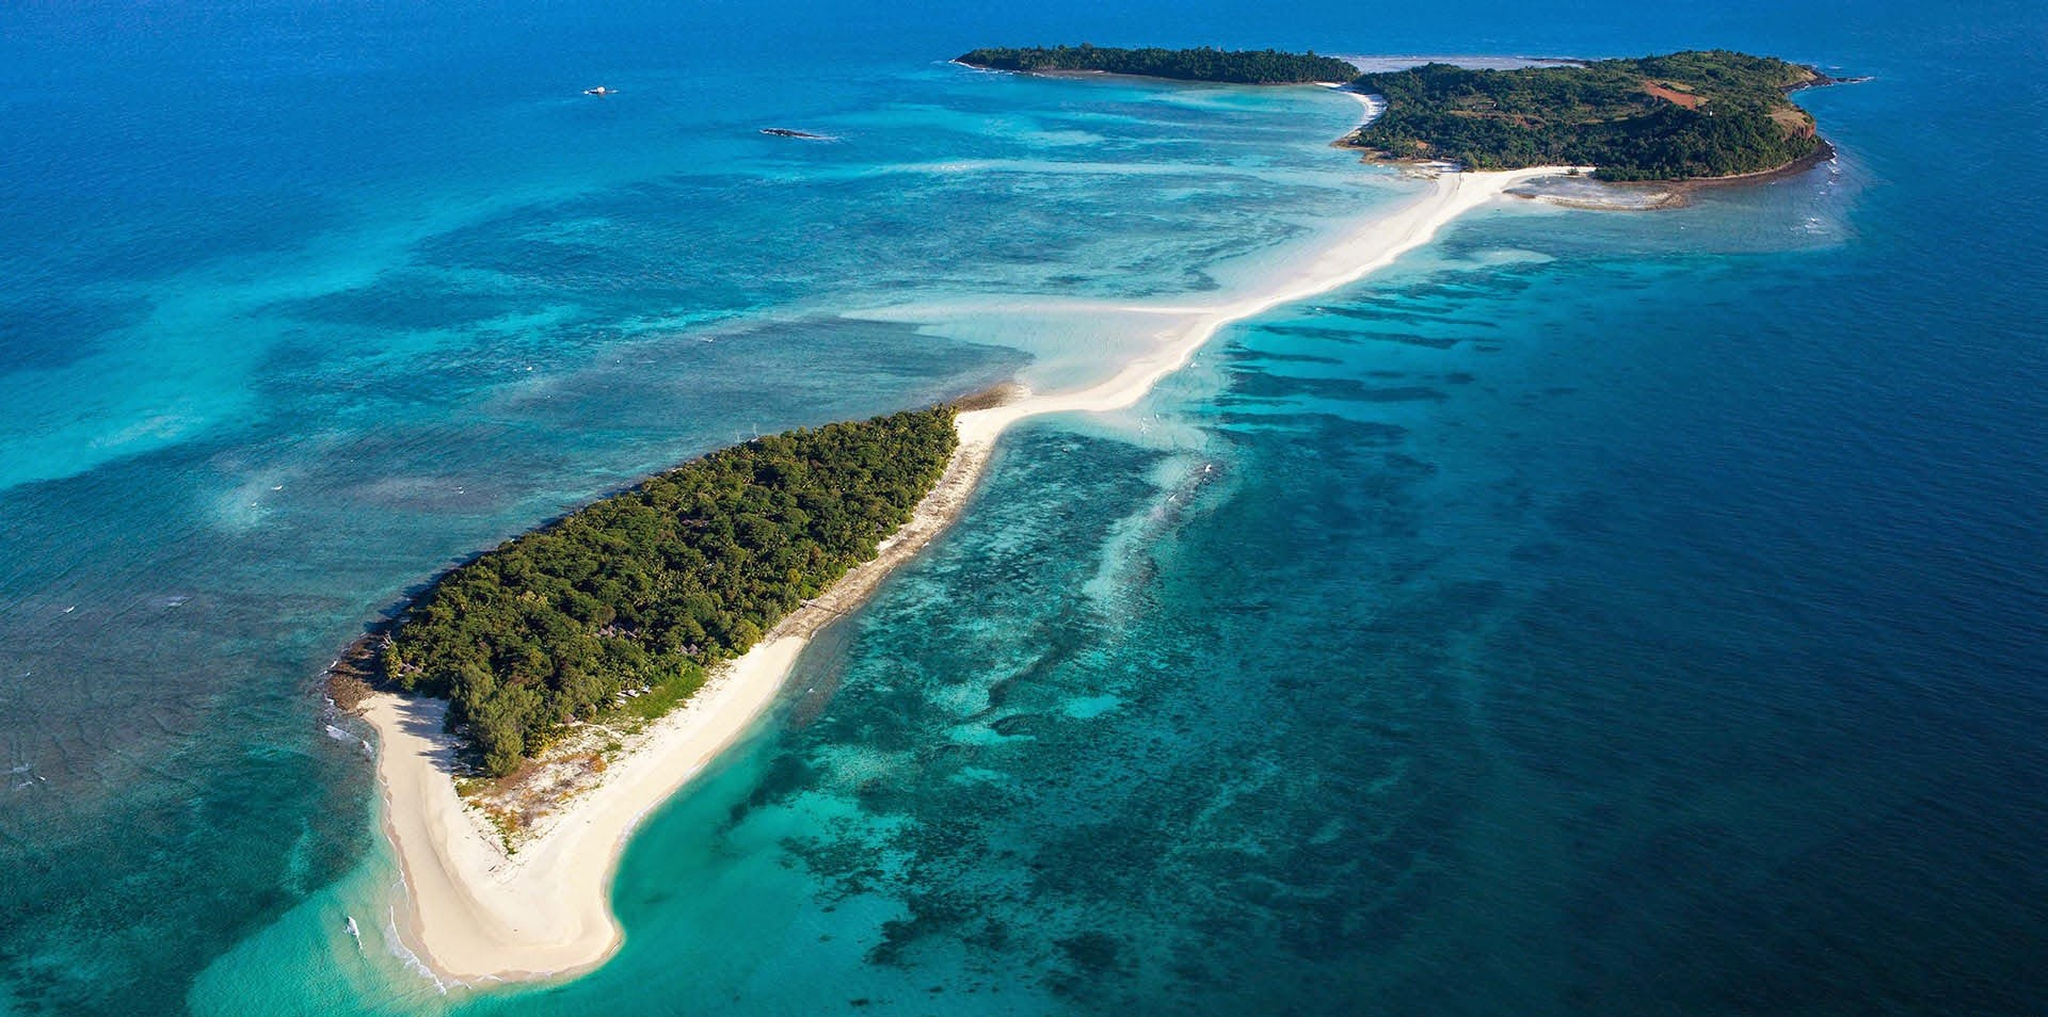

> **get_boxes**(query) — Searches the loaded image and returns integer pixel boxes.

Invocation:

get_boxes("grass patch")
[616,661,710,723]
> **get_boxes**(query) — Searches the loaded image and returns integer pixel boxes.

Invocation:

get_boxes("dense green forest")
[380,407,958,775]
[1346,51,1828,180]
[957,44,1359,84]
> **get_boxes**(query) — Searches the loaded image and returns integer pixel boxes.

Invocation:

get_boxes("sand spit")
[361,165,1570,984]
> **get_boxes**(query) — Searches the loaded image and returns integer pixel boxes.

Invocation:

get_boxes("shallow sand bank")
[956,165,1569,440]
[362,165,1568,984]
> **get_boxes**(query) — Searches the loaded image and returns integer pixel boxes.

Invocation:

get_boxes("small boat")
[346,915,361,943]
[583,86,615,96]
[759,127,831,140]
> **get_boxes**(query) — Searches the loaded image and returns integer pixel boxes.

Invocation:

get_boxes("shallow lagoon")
[5,0,2048,1014]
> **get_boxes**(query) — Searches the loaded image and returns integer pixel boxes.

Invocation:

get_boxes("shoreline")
[1667,137,1838,189]
[1325,84,1387,132]
[1349,138,1836,186]
[1507,138,1838,212]
[358,164,1572,986]
[947,58,1354,89]
[359,410,1000,984]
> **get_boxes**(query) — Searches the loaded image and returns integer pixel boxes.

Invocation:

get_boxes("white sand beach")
[361,164,1572,984]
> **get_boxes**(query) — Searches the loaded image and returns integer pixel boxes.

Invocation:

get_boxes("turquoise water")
[5,0,2047,1014]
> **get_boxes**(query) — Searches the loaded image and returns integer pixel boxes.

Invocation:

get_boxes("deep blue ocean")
[2,0,2044,1013]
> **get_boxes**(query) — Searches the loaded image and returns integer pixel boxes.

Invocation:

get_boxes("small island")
[1346,51,1834,180]
[956,44,1360,84]
[340,406,957,776]
[961,45,1838,182]
[340,141,1574,981]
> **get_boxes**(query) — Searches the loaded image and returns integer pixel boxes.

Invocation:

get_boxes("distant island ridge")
[955,45,1841,181]
[955,44,1361,84]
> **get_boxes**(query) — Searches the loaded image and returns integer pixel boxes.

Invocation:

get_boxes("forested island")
[956,44,1360,84]
[961,44,1834,181]
[346,407,958,775]
[1344,51,1831,180]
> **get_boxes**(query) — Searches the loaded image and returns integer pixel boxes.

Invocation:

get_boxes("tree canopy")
[1345,51,1828,180]
[957,44,1360,84]
[381,406,958,775]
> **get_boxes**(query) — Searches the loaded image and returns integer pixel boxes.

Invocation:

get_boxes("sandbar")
[360,163,1572,984]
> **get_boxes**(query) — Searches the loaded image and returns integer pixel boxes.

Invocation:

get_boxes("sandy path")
[361,164,1570,984]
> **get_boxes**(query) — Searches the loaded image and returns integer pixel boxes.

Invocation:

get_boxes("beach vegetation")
[380,406,958,775]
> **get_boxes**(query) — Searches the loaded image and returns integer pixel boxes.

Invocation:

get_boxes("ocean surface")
[3,0,2045,1013]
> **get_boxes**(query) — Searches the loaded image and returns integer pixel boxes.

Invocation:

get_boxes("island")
[960,45,1838,182]
[1344,51,1834,180]
[955,44,1360,84]
[336,399,1004,980]
[339,406,959,777]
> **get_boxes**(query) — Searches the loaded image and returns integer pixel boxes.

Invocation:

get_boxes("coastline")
[1505,138,1838,212]
[360,412,1000,983]
[358,164,1572,985]
[1349,139,1835,186]
[1668,137,1838,189]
